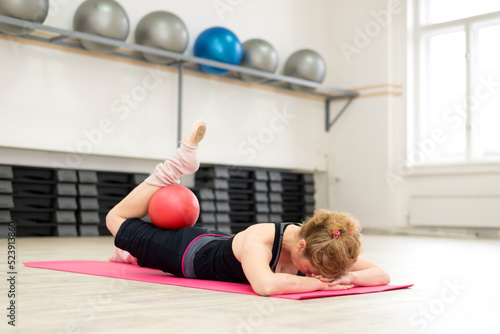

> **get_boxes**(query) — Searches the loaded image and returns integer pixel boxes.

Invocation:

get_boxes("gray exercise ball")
[284,49,327,92]
[73,0,130,54]
[239,39,279,83]
[0,0,49,35]
[135,11,189,64]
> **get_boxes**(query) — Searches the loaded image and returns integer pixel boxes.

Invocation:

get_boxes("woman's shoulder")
[233,223,275,245]
[240,222,299,237]
[243,222,275,235]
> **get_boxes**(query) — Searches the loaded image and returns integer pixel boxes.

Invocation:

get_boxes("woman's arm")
[239,231,353,296]
[326,257,390,287]
[106,182,161,236]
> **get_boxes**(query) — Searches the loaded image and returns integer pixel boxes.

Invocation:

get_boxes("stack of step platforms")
[94,172,148,236]
[0,166,13,236]
[0,164,148,237]
[76,171,100,236]
[226,167,262,234]
[0,165,79,237]
[194,165,231,234]
[279,172,315,222]
[194,164,315,234]
[0,166,14,237]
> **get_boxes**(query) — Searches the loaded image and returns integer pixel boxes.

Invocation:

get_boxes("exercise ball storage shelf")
[0,15,358,135]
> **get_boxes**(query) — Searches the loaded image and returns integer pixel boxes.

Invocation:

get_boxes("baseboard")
[362,226,500,239]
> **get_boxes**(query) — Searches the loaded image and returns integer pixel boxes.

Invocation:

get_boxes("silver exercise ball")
[135,11,189,64]
[73,0,130,54]
[0,0,49,35]
[239,39,279,83]
[284,49,327,92]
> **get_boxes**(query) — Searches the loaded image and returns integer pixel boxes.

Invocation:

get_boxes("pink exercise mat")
[24,261,412,300]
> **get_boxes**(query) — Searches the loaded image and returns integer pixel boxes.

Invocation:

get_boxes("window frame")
[408,0,500,173]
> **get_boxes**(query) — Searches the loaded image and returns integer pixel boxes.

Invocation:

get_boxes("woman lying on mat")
[106,120,390,296]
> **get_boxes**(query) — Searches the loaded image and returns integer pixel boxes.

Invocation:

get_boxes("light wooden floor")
[1,233,499,334]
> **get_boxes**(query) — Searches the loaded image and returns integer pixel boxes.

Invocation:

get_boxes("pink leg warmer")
[144,142,199,187]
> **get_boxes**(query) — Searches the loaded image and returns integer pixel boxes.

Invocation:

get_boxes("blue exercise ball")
[194,27,243,76]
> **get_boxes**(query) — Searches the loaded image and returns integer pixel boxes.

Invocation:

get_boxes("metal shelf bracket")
[325,94,357,132]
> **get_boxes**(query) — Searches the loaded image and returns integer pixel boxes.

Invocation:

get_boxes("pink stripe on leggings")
[181,234,231,278]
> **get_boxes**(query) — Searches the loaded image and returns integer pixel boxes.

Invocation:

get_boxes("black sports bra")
[269,222,302,272]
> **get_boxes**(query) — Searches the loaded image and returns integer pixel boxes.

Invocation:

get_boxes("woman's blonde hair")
[299,209,362,279]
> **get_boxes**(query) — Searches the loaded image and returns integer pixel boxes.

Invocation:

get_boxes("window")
[409,0,500,166]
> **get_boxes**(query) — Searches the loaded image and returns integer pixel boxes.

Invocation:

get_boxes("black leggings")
[114,218,222,277]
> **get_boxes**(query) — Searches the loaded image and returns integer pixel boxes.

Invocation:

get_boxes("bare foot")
[108,247,137,264]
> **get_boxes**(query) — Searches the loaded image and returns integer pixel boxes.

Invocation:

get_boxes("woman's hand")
[312,273,354,287]
[312,257,392,288]
[322,282,354,290]
[328,273,354,287]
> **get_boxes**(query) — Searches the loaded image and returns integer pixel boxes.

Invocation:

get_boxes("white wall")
[327,0,500,229]
[326,0,400,226]
[0,0,334,174]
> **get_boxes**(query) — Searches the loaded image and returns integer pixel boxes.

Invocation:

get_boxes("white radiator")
[409,194,500,228]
